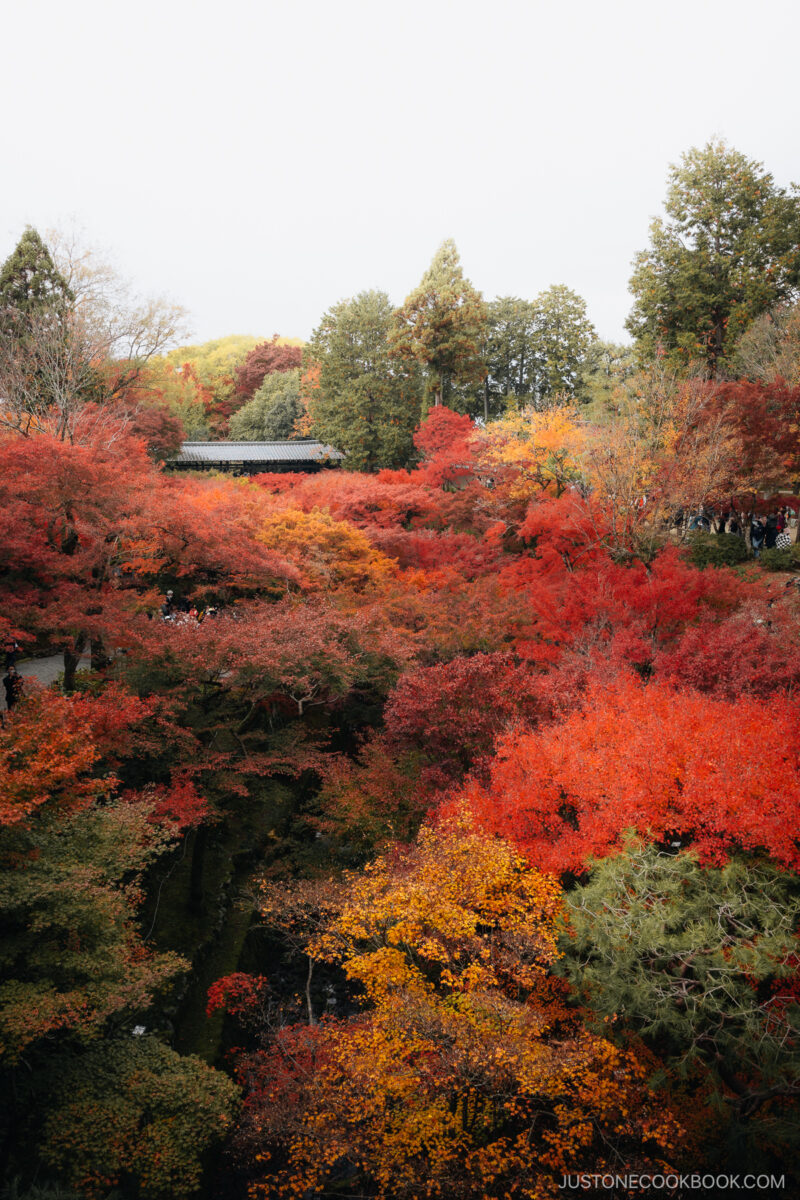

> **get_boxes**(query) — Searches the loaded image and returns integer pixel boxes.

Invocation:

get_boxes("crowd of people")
[159,590,218,624]
[687,504,796,556]
[749,507,795,556]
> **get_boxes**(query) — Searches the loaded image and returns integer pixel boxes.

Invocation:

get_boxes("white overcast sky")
[2,0,798,347]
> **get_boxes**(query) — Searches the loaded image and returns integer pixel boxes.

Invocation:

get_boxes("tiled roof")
[173,440,344,464]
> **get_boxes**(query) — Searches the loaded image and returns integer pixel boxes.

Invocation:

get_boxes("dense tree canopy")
[4,140,800,1198]
[468,287,596,417]
[732,300,800,386]
[482,295,538,415]
[0,229,185,441]
[161,335,273,433]
[530,284,597,402]
[560,843,800,1158]
[627,139,800,376]
[307,289,422,471]
[239,813,683,1199]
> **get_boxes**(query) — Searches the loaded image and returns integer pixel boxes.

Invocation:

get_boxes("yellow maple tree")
[474,404,585,500]
[256,507,396,592]
[245,809,685,1198]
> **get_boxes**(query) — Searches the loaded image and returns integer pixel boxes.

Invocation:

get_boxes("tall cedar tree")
[482,296,538,417]
[627,140,800,377]
[390,239,488,408]
[531,284,597,402]
[0,227,74,326]
[0,228,76,421]
[480,290,597,417]
[306,290,422,471]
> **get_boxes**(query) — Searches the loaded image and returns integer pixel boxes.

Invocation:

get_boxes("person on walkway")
[765,513,779,550]
[3,665,23,710]
[160,590,175,619]
[4,639,20,670]
[751,516,766,558]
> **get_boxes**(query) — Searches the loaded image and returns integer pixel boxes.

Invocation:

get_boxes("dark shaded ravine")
[143,780,297,1065]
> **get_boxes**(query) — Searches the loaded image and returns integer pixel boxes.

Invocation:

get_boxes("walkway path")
[1,652,91,711]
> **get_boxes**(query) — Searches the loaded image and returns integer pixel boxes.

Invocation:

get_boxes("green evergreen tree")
[627,140,800,377]
[480,296,538,418]
[476,289,596,418]
[0,228,76,429]
[576,339,636,416]
[558,840,800,1156]
[530,284,597,404]
[390,239,487,407]
[228,368,302,440]
[307,290,422,472]
[0,227,73,327]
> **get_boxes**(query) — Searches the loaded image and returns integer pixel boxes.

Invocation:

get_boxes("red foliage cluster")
[712,378,800,492]
[656,607,800,699]
[206,972,270,1018]
[234,337,303,401]
[412,406,475,485]
[0,430,300,653]
[261,469,437,529]
[501,544,742,675]
[447,675,800,873]
[367,526,508,577]
[0,681,213,837]
[139,775,211,830]
[383,652,545,789]
[125,401,186,460]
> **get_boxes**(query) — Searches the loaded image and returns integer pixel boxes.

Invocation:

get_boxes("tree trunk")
[189,824,209,914]
[63,632,87,693]
[708,304,724,379]
[305,956,315,1026]
[91,636,108,672]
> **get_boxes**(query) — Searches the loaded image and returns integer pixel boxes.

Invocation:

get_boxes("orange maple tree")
[447,675,800,874]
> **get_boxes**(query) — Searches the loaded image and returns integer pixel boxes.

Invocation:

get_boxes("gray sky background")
[2,0,798,348]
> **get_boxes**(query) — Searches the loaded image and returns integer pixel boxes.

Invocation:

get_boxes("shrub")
[760,544,800,571]
[686,532,750,568]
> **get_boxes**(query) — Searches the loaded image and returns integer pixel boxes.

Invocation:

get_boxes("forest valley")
[2,141,800,1199]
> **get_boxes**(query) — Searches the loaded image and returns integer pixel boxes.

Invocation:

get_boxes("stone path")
[1,652,91,711]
